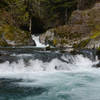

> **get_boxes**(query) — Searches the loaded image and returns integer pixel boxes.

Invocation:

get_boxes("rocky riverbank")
[40,2,100,49]
[0,0,100,48]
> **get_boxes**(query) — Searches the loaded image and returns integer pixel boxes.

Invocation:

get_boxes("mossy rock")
[40,3,100,48]
[73,39,91,49]
[70,3,100,49]
[0,24,35,47]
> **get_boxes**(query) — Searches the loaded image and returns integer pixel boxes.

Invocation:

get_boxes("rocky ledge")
[40,3,100,49]
[0,25,35,47]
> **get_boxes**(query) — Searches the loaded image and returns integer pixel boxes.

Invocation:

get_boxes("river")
[0,35,100,100]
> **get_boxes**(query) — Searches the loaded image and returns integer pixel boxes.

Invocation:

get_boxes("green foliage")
[73,39,91,49]
[90,25,100,39]
[0,24,32,46]
[91,31,100,39]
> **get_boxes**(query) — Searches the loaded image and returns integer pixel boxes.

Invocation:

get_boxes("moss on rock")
[0,24,35,47]
[40,2,100,48]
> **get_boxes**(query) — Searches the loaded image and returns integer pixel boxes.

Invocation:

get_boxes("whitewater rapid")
[0,54,99,75]
[0,39,100,100]
[0,51,100,100]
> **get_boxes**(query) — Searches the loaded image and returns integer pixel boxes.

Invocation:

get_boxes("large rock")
[71,3,100,49]
[0,5,35,47]
[0,24,35,46]
[40,3,100,48]
[40,25,91,47]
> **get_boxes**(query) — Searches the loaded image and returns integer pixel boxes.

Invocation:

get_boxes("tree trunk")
[29,17,32,34]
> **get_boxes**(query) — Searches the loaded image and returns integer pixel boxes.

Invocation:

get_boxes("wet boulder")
[92,62,100,68]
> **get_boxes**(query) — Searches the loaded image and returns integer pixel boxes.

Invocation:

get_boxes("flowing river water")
[0,36,100,100]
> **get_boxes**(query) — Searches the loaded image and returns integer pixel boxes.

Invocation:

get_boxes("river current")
[0,36,100,100]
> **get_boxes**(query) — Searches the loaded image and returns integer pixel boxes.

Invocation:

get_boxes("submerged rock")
[93,62,100,68]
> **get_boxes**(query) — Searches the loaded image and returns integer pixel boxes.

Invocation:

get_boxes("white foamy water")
[32,35,48,47]
[0,54,100,100]
[0,55,99,75]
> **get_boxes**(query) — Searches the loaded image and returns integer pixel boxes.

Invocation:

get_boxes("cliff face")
[30,0,96,32]
[0,0,98,47]
[40,2,100,49]
[0,0,95,33]
[71,3,100,49]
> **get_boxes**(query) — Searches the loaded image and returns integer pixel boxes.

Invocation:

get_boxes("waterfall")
[32,35,48,47]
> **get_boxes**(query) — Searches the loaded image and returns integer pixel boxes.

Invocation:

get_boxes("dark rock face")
[32,0,77,31]
[32,0,96,31]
